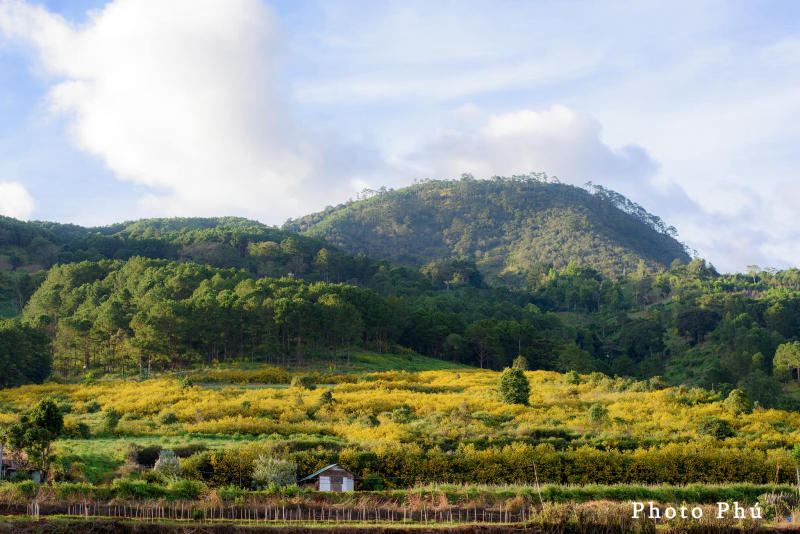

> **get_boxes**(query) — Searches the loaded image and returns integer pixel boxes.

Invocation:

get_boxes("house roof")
[299,463,352,482]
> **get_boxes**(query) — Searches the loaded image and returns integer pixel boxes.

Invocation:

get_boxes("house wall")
[310,466,355,492]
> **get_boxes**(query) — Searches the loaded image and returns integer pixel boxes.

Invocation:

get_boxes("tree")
[251,455,297,488]
[724,389,753,415]
[154,450,182,480]
[6,398,64,482]
[774,341,800,384]
[497,367,530,405]
[676,308,720,345]
[512,355,528,370]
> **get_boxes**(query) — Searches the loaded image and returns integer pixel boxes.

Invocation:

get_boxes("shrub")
[169,479,206,500]
[102,407,121,434]
[512,355,528,370]
[157,411,179,425]
[390,405,414,423]
[251,455,297,488]
[564,371,581,385]
[588,403,609,423]
[498,367,530,405]
[154,450,182,480]
[725,389,753,414]
[111,479,169,500]
[361,473,384,490]
[80,401,101,414]
[291,375,316,390]
[698,417,735,439]
[61,419,91,439]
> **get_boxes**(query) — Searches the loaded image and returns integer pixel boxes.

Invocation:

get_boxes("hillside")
[284,176,691,285]
[0,216,429,317]
[0,368,797,487]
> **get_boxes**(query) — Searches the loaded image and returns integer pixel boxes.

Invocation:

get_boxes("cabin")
[299,464,355,492]
[1,451,40,483]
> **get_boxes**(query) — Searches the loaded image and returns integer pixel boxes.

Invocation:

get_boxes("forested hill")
[0,216,428,317]
[284,176,691,285]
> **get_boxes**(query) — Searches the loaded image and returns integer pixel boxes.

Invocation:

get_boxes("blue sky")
[1,0,800,272]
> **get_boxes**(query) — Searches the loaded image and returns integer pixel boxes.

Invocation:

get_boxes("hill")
[0,216,430,317]
[284,176,691,285]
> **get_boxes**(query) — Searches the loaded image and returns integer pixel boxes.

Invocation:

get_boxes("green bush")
[698,417,735,439]
[61,419,91,439]
[157,411,179,425]
[169,479,206,500]
[291,375,316,390]
[564,371,581,385]
[111,479,168,500]
[498,367,530,405]
[251,455,297,488]
[725,389,753,414]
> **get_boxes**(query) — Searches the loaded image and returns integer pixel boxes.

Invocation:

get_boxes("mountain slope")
[284,176,691,285]
[0,216,429,316]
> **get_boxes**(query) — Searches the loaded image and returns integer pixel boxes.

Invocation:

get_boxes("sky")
[0,0,799,273]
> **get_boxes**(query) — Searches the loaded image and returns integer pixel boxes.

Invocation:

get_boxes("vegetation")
[284,175,690,284]
[0,369,798,489]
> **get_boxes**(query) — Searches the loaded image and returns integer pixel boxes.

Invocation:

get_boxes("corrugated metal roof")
[299,463,350,482]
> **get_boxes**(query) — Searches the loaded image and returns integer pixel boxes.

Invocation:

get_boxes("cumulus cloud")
[402,104,703,227]
[0,181,34,219]
[0,0,365,222]
[408,105,657,186]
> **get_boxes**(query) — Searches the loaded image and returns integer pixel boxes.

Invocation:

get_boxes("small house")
[1,452,40,483]
[299,464,355,492]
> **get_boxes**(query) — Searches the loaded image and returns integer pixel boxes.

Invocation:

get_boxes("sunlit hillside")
[1,368,796,487]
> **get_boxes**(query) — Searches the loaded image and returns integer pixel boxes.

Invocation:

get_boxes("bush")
[390,406,414,423]
[361,473,384,490]
[564,371,581,385]
[80,401,101,414]
[588,403,609,423]
[251,455,297,488]
[512,355,528,370]
[61,419,91,439]
[111,479,168,500]
[698,417,735,439]
[102,407,121,434]
[157,411,179,425]
[498,367,530,405]
[154,450,182,479]
[169,479,206,500]
[291,375,316,390]
[725,389,753,414]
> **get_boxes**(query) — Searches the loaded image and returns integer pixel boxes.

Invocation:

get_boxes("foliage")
[725,389,753,415]
[251,455,297,488]
[291,375,317,390]
[497,368,530,405]
[6,398,64,479]
[285,176,690,283]
[153,450,182,479]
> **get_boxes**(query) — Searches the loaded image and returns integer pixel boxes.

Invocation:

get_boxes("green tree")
[251,455,297,488]
[724,389,753,415]
[497,367,530,405]
[774,341,800,384]
[6,398,63,481]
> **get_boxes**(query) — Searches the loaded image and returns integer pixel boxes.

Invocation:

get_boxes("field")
[3,360,800,531]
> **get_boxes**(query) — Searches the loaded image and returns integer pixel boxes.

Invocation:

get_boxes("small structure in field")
[1,451,40,483]
[299,463,355,492]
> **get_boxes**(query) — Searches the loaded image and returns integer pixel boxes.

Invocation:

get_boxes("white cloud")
[0,0,365,222]
[0,181,34,219]
[407,104,661,193]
